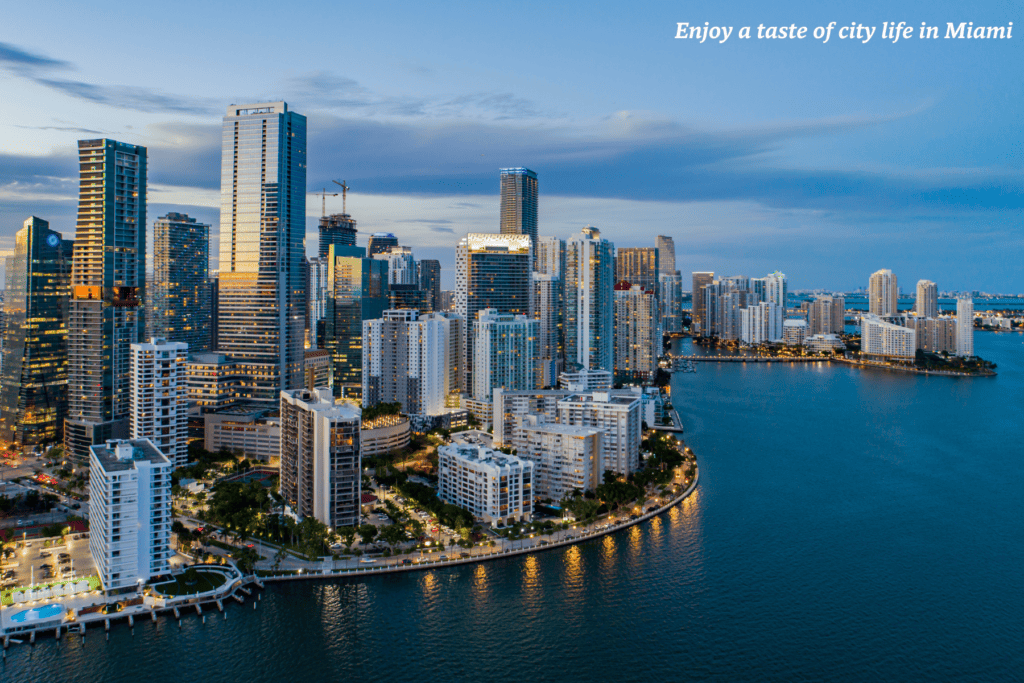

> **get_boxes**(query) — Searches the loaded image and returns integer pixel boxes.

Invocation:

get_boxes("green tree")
[358,524,378,545]
[379,524,407,554]
[338,526,357,551]
[231,546,259,574]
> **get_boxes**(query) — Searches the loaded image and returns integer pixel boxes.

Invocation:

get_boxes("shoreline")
[675,354,996,377]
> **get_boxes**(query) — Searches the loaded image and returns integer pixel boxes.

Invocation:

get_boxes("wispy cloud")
[0,42,70,69]
[15,124,104,134]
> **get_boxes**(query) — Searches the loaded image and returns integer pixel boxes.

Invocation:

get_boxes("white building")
[805,334,846,353]
[374,245,417,286]
[956,298,974,357]
[535,236,565,278]
[557,391,641,475]
[861,314,916,360]
[869,269,898,317]
[916,280,938,319]
[782,319,808,346]
[515,416,603,501]
[564,226,615,373]
[279,388,362,529]
[764,271,787,307]
[130,338,188,468]
[363,309,450,416]
[472,308,539,402]
[307,257,329,348]
[437,444,533,527]
[89,439,172,591]
[740,302,784,344]
[558,369,612,392]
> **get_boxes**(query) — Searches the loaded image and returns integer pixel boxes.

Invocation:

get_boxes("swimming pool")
[10,603,63,623]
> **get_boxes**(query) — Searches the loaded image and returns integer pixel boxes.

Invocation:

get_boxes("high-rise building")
[535,236,565,278]
[565,227,615,373]
[861,314,915,359]
[375,245,417,286]
[418,259,441,312]
[655,236,676,276]
[217,102,306,404]
[514,416,603,500]
[956,298,974,357]
[89,438,172,590]
[532,273,564,387]
[66,139,147,463]
[367,232,399,257]
[455,233,532,390]
[740,301,784,344]
[472,308,539,402]
[324,245,389,399]
[903,315,956,354]
[557,391,641,475]
[318,213,357,259]
[388,284,430,314]
[616,248,660,294]
[279,388,361,529]
[782,319,809,346]
[869,269,898,317]
[130,338,188,468]
[691,272,714,336]
[151,212,210,352]
[808,295,845,335]
[0,217,73,446]
[208,276,219,350]
[916,280,938,319]
[363,309,450,415]
[307,257,329,349]
[438,443,533,527]
[659,272,683,334]
[499,168,538,247]
[764,271,787,308]
[613,282,660,380]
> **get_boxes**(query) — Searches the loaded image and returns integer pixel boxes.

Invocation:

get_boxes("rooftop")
[91,439,169,472]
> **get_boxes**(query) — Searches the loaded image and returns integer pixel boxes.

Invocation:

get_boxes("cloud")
[430,226,455,233]
[0,42,71,69]
[15,125,105,134]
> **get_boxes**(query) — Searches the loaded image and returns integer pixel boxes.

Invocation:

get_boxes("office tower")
[362,309,450,415]
[367,232,399,257]
[186,352,242,414]
[66,139,147,463]
[557,391,641,475]
[208,276,219,350]
[691,272,714,336]
[307,257,329,348]
[499,168,538,247]
[388,284,430,313]
[808,295,845,336]
[455,233,532,390]
[279,388,361,529]
[0,217,73,446]
[655,236,676,276]
[740,301,784,344]
[535,236,565,278]
[324,245,389,398]
[89,438,171,590]
[217,102,306,404]
[614,282,660,379]
[861,314,915,359]
[151,212,210,352]
[514,416,603,499]
[616,248,660,294]
[318,213,357,259]
[956,297,974,357]
[564,227,615,373]
[533,273,564,387]
[472,308,539,401]
[869,269,898,317]
[659,272,683,334]
[418,259,441,312]
[438,443,533,526]
[375,245,417,286]
[916,280,938,318]
[764,271,787,308]
[130,337,188,469]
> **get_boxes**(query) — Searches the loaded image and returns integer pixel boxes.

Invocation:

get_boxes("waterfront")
[5,332,1022,682]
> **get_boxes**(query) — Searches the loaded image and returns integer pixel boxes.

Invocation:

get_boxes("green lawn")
[152,571,227,597]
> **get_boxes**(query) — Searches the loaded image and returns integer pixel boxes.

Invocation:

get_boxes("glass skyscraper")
[151,212,210,352]
[217,102,306,403]
[500,168,538,246]
[65,139,147,463]
[367,232,399,257]
[565,226,615,373]
[0,217,73,446]
[318,213,357,259]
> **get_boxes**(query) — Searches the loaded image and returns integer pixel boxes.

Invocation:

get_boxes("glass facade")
[217,102,307,403]
[152,212,210,351]
[0,217,73,446]
[500,168,539,247]
[565,227,615,373]
[418,259,441,312]
[367,232,399,257]
[318,213,357,259]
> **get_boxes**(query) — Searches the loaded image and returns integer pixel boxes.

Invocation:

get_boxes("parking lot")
[1,534,94,592]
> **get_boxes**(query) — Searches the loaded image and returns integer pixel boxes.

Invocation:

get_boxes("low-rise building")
[861,314,916,360]
[782,319,808,346]
[437,443,533,527]
[204,405,281,465]
[515,416,603,501]
[360,413,411,457]
[558,369,612,392]
[805,333,846,354]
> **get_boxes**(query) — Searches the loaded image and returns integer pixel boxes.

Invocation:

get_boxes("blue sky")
[1,0,1020,291]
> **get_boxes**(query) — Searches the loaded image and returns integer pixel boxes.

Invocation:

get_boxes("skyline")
[1,0,1021,291]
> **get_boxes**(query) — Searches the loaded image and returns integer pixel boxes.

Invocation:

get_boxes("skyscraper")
[535,236,565,278]
[614,282,659,380]
[565,227,615,373]
[533,273,564,387]
[499,168,538,248]
[869,269,898,317]
[764,271,787,308]
[217,102,306,404]
[956,297,974,357]
[0,217,73,446]
[659,272,683,334]
[916,280,938,318]
[307,257,329,348]
[808,295,845,335]
[472,309,539,402]
[375,245,417,285]
[151,212,210,352]
[130,338,188,468]
[616,248,660,294]
[362,309,450,415]
[66,139,147,463]
[367,232,399,257]
[318,213,357,259]
[691,272,714,336]
[418,259,441,312]
[655,236,676,275]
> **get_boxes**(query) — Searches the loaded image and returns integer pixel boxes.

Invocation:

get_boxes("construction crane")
[332,179,349,214]
[316,188,338,217]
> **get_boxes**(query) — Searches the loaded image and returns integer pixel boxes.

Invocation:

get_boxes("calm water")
[7,333,1023,682]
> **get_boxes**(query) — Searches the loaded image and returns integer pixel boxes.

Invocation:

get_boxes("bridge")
[671,355,832,364]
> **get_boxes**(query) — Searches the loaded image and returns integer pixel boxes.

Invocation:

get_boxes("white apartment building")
[861,314,916,360]
[557,391,641,475]
[916,280,938,318]
[130,338,188,468]
[956,298,974,357]
[363,309,450,416]
[869,269,898,317]
[558,369,612,392]
[89,439,172,591]
[437,444,534,527]
[515,416,603,501]
[782,319,809,346]
[374,245,418,286]
[279,388,362,529]
[805,334,846,353]
[472,308,539,401]
[740,301,784,344]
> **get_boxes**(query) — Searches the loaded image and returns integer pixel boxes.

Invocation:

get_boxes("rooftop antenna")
[316,188,338,218]
[333,179,349,214]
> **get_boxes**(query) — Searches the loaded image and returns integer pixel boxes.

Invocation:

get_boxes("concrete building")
[764,271,787,308]
[740,302,784,344]
[66,139,147,464]
[535,236,565,278]
[303,349,331,390]
[805,334,846,353]
[438,443,533,527]
[130,338,188,468]
[557,391,641,475]
[363,309,450,415]
[956,298,974,357]
[691,272,715,336]
[472,308,539,402]
[869,269,898,317]
[515,416,603,501]
[916,280,938,319]
[307,257,329,349]
[558,369,613,392]
[151,213,210,352]
[903,316,957,354]
[360,413,411,457]
[613,282,660,380]
[279,388,361,529]
[89,439,171,591]
[565,227,615,373]
[204,405,281,464]
[318,213,357,259]
[808,295,846,335]
[532,273,564,387]
[616,248,660,295]
[186,353,241,415]
[861,314,916,360]
[782,319,809,346]
[375,245,418,286]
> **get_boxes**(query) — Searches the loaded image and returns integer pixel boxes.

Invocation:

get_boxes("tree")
[358,524,378,546]
[272,546,288,572]
[379,524,407,554]
[338,526,357,551]
[231,546,259,574]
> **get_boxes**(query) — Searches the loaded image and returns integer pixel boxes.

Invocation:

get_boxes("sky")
[0,0,1021,292]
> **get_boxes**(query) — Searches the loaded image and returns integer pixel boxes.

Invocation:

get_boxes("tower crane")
[316,188,338,217]
[332,180,349,214]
